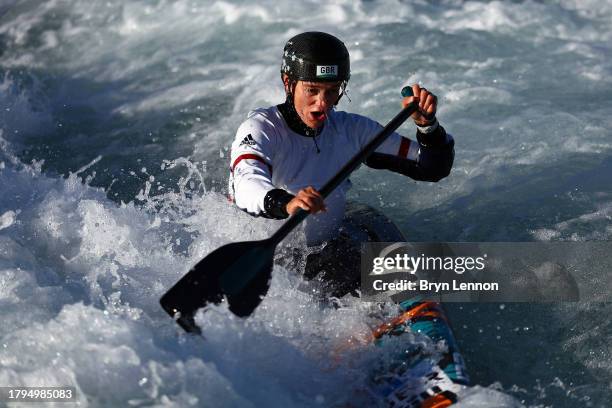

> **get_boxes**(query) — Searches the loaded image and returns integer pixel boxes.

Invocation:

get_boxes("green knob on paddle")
[401,86,414,97]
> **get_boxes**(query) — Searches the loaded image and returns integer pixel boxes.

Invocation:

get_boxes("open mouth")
[310,111,326,122]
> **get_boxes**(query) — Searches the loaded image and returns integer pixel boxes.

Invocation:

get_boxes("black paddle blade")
[160,239,275,333]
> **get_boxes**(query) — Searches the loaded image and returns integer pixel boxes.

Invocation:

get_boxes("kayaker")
[229,31,455,296]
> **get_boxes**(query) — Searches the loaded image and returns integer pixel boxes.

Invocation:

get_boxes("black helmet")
[281,32,350,83]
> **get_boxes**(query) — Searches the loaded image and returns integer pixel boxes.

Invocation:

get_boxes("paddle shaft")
[269,102,418,246]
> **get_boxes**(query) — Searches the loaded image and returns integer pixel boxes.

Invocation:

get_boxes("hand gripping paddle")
[160,101,418,334]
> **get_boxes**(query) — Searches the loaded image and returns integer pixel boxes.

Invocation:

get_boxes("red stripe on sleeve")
[398,138,411,158]
[231,154,273,174]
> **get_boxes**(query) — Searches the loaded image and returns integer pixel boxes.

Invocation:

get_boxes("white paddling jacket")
[229,105,454,245]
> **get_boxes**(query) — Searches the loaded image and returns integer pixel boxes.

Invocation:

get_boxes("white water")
[1,0,611,406]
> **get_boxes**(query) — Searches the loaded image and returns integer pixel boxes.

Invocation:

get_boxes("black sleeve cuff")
[264,189,295,219]
[416,124,449,148]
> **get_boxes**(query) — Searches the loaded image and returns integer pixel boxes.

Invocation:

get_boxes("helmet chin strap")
[337,80,349,104]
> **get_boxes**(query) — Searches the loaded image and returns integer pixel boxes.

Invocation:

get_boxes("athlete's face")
[287,78,342,129]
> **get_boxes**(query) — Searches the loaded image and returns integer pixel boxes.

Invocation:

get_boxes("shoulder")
[330,109,381,128]
[232,106,284,152]
[240,106,284,132]
[235,106,284,146]
[328,110,383,139]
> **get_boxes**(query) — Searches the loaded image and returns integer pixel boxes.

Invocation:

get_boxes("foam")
[0,151,519,405]
[2,0,612,405]
[531,201,612,241]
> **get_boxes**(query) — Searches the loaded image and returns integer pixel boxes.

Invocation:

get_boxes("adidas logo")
[239,134,256,147]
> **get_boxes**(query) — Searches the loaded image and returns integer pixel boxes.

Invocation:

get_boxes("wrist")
[416,122,449,148]
[416,117,439,133]
[264,188,295,219]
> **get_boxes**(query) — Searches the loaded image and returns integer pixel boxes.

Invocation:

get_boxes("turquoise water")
[1,1,610,406]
